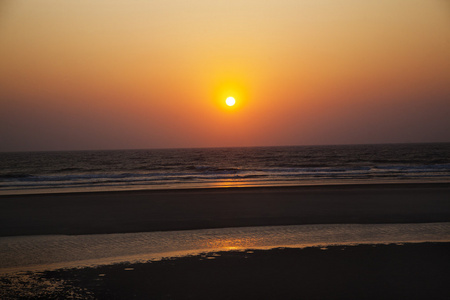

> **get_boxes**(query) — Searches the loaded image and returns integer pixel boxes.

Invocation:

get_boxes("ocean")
[1,143,449,195]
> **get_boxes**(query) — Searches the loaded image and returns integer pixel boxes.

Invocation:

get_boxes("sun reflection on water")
[204,238,257,250]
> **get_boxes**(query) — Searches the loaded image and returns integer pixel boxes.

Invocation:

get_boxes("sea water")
[1,143,449,194]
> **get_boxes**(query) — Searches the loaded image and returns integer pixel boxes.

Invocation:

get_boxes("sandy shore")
[1,184,450,299]
[1,183,450,237]
[1,242,449,299]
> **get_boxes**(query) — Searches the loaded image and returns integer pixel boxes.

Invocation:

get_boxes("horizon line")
[1,141,450,153]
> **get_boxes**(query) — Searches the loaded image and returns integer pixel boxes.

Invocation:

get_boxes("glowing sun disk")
[226,97,236,106]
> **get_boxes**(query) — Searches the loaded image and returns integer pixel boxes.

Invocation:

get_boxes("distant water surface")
[1,143,449,194]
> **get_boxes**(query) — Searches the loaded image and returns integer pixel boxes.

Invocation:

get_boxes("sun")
[226,97,236,106]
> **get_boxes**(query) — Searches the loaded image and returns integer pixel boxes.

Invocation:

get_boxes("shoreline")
[2,181,450,197]
[1,182,450,237]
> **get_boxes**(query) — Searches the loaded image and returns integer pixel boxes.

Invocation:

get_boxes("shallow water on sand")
[1,222,449,274]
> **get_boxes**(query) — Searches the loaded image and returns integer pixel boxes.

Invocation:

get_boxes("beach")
[1,183,450,299]
[2,243,449,299]
[2,0,450,297]
[1,183,450,236]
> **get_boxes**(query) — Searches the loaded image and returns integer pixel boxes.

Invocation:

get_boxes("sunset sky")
[1,0,449,151]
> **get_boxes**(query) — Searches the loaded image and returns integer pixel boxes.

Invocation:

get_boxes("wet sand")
[0,184,450,236]
[1,183,450,236]
[1,243,449,299]
[1,183,450,299]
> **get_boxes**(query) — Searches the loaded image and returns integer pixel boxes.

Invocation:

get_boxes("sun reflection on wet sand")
[204,179,257,189]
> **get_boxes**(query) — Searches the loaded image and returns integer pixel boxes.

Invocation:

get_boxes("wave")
[185,165,241,173]
[1,143,450,193]
[0,173,32,179]
[373,164,450,171]
[1,163,449,183]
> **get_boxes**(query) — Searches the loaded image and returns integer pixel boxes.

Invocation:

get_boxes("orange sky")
[1,0,449,151]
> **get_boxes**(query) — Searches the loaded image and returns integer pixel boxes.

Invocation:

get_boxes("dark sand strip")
[2,243,449,300]
[1,183,450,236]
